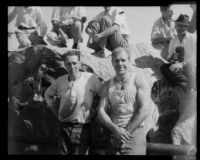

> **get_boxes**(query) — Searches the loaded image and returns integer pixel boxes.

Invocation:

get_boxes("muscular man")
[44,50,101,155]
[97,47,152,155]
[46,7,87,49]
[8,7,48,48]
[85,7,131,57]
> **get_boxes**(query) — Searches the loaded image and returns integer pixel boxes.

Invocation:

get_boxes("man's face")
[112,51,130,76]
[104,6,112,12]
[175,23,189,35]
[64,55,80,77]
[161,7,173,20]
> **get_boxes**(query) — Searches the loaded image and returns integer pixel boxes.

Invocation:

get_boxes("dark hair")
[160,5,172,12]
[112,47,131,61]
[62,50,81,61]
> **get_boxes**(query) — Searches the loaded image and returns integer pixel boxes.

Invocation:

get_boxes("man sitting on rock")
[85,7,131,57]
[151,5,176,45]
[46,7,87,49]
[8,7,48,49]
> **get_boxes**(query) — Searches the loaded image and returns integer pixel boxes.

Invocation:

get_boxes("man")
[168,14,196,91]
[46,7,87,49]
[44,50,101,155]
[85,7,131,57]
[97,47,153,155]
[8,7,48,48]
[151,5,176,45]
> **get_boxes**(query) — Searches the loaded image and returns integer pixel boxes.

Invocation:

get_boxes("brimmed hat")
[175,14,190,26]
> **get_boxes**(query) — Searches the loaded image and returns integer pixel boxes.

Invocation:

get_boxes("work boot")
[72,42,80,50]
[91,49,105,58]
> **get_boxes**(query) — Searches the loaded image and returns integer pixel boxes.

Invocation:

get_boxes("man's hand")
[113,127,132,144]
[169,62,184,72]
[92,34,101,42]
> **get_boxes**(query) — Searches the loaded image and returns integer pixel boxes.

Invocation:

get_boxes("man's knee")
[46,31,60,46]
[73,21,82,30]
[100,16,113,26]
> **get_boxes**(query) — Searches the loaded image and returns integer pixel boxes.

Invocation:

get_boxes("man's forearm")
[151,37,171,44]
[99,25,119,38]
[98,109,118,134]
[126,108,149,133]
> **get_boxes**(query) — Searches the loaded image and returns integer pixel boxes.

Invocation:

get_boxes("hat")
[175,14,190,26]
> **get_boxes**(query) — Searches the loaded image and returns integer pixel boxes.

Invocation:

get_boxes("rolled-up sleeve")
[151,19,161,40]
[44,80,58,107]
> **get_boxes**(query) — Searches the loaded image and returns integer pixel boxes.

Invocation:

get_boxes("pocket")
[71,127,82,144]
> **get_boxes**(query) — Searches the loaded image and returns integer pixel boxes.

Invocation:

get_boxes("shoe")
[72,42,80,50]
[58,39,67,48]
[92,49,105,58]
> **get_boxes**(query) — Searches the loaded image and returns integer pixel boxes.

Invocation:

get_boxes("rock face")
[8,43,179,154]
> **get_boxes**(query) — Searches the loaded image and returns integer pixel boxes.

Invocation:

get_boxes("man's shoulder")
[56,74,68,82]
[153,17,162,26]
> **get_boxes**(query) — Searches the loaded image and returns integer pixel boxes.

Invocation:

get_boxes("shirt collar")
[161,16,172,25]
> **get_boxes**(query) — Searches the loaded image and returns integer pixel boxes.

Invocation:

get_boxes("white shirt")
[51,7,86,22]
[92,7,131,35]
[168,32,197,66]
[8,7,47,37]
[151,17,177,40]
[44,72,101,123]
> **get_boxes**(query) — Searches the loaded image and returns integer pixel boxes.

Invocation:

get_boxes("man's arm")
[44,81,58,117]
[151,37,172,44]
[99,24,119,38]
[97,81,131,143]
[126,74,151,134]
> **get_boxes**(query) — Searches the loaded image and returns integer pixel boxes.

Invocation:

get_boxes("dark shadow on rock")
[135,55,166,78]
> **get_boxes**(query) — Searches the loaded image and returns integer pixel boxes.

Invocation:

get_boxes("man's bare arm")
[44,82,58,117]
[151,37,172,44]
[126,74,151,133]
[97,81,131,143]
[97,81,118,133]
[98,24,119,38]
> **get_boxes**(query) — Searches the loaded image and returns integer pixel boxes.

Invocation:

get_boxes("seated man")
[46,7,87,49]
[8,7,48,48]
[85,7,131,57]
[151,5,176,45]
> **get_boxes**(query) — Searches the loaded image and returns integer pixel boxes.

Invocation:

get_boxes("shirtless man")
[97,47,151,155]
